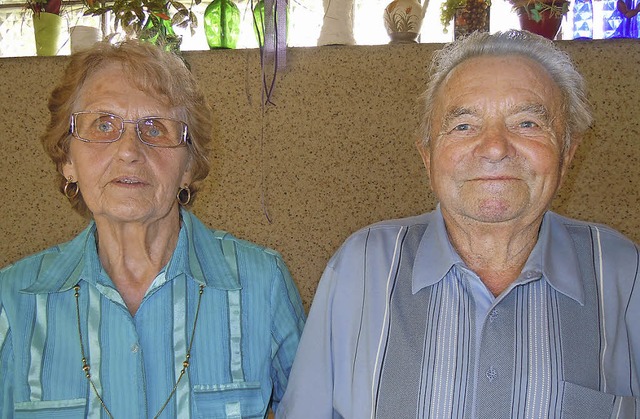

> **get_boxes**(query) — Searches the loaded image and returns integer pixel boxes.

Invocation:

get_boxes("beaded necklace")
[73,283,205,418]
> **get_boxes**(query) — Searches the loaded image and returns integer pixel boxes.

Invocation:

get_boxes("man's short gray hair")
[419,30,593,151]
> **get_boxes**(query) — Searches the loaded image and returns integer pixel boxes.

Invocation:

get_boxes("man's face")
[420,55,578,228]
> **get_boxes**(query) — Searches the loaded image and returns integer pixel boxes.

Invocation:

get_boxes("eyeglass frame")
[69,111,191,148]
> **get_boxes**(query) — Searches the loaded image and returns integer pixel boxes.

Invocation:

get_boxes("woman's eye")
[96,121,115,133]
[147,126,162,137]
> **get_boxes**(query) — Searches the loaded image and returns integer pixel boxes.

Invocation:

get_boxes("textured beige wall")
[0,41,638,309]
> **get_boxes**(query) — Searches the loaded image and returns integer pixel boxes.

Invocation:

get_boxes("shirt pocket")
[14,398,87,418]
[192,381,266,418]
[561,381,637,419]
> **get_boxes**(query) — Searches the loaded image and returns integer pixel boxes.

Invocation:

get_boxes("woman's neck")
[93,210,182,314]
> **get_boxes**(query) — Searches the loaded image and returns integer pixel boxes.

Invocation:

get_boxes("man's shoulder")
[367,212,435,230]
[549,212,637,249]
[344,212,434,244]
[548,213,638,279]
[328,211,435,267]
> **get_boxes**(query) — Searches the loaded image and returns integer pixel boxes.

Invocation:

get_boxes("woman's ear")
[62,160,76,181]
[180,157,194,187]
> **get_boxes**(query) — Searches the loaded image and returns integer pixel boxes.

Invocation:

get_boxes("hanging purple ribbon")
[259,0,287,105]
[254,0,287,223]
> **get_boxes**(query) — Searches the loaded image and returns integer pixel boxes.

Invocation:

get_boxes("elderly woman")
[0,41,305,418]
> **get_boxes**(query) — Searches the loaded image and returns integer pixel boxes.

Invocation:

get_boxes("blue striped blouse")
[0,209,305,418]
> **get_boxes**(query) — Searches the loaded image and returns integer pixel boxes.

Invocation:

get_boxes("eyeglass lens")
[73,112,186,147]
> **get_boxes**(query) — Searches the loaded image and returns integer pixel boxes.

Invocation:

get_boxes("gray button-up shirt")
[279,208,639,418]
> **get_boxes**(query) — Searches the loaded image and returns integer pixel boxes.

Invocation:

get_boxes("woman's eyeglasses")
[70,111,190,148]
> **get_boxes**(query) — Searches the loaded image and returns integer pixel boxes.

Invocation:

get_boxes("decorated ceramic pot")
[384,0,424,43]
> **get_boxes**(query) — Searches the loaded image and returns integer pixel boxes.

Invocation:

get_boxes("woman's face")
[62,64,193,225]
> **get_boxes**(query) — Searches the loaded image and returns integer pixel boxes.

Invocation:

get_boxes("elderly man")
[278,31,639,418]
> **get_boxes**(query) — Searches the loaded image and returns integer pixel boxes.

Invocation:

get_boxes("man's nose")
[475,125,515,162]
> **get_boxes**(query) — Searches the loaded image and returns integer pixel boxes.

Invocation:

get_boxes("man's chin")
[467,201,526,224]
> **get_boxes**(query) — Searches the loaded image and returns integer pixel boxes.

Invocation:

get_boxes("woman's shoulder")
[219,232,282,259]
[0,245,61,297]
[0,225,93,293]
[1,245,62,276]
[187,211,284,262]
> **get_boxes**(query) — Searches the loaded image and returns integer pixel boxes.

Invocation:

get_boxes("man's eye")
[519,120,539,129]
[452,123,471,131]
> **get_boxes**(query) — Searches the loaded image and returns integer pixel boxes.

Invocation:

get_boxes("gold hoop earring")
[177,186,191,206]
[64,178,79,199]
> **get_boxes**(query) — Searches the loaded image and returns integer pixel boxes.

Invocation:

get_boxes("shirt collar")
[530,211,584,304]
[411,206,462,294]
[178,208,240,290]
[411,208,584,304]
[21,222,96,294]
[22,208,240,294]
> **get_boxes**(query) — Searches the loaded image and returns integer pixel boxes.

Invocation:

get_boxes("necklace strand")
[74,283,205,419]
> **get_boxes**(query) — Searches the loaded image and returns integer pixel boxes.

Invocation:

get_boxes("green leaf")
[530,8,541,21]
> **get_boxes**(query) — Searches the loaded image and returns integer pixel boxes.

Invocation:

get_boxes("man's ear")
[560,136,582,182]
[416,139,432,189]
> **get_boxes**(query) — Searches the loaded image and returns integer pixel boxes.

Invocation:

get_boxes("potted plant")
[27,0,64,55]
[509,0,569,39]
[440,0,490,38]
[83,0,199,50]
[27,0,62,14]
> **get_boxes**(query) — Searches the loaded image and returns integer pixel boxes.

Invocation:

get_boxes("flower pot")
[32,12,63,56]
[517,1,568,39]
[70,26,101,54]
[384,0,424,43]
[318,0,356,45]
[453,0,490,39]
[204,0,241,49]
[253,0,289,47]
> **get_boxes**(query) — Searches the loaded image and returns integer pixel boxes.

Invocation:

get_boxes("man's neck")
[442,211,543,296]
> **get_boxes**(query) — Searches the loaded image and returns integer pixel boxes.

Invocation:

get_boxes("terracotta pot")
[517,2,567,39]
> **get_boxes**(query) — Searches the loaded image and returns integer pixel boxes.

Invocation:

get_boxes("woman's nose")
[114,123,145,161]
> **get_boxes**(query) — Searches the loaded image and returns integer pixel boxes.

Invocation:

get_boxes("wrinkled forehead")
[433,55,563,112]
[443,54,556,90]
[74,62,177,115]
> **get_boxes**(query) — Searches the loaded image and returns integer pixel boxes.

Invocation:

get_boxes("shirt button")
[131,344,139,353]
[525,270,541,279]
[486,366,498,383]
[489,309,499,322]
